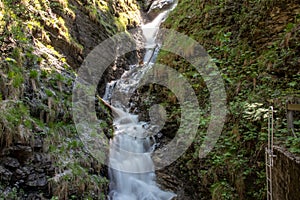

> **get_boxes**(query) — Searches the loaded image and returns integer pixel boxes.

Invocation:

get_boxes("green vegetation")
[0,101,32,147]
[0,0,140,198]
[46,122,108,199]
[156,0,300,199]
[1,0,298,198]
[0,185,24,200]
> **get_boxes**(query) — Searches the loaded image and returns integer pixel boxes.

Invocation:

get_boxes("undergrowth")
[157,0,300,199]
[0,0,140,198]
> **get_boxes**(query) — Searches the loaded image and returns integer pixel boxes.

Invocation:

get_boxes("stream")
[105,1,177,199]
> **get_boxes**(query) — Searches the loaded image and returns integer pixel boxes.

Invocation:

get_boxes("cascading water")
[106,1,177,199]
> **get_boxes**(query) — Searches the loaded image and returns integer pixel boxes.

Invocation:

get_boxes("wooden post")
[286,103,300,137]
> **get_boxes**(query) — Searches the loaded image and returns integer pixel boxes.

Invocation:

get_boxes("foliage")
[0,185,24,200]
[0,101,32,147]
[0,0,140,198]
[45,122,109,199]
[157,0,300,199]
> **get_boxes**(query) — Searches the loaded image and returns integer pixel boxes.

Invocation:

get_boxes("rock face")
[0,142,54,198]
[147,0,175,20]
[0,0,142,198]
[272,146,300,200]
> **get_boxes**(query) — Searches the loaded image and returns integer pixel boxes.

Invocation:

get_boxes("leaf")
[5,57,17,63]
[288,81,297,87]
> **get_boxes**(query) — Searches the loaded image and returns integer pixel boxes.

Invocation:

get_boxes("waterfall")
[106,1,177,199]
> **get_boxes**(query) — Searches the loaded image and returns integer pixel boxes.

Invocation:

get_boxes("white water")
[107,1,177,199]
[108,109,175,200]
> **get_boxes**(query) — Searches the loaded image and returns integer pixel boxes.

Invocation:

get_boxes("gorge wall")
[1,0,300,199]
[0,0,141,199]
[153,0,300,199]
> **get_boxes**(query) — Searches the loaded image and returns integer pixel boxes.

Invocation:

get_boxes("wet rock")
[33,153,51,164]
[26,192,47,200]
[21,166,34,175]
[14,179,25,188]
[156,169,194,200]
[15,168,23,175]
[149,0,174,10]
[9,145,33,163]
[3,157,20,168]
[15,168,27,180]
[147,0,174,20]
[34,153,43,163]
[33,137,43,150]
[0,165,13,181]
[26,173,47,187]
[0,146,53,197]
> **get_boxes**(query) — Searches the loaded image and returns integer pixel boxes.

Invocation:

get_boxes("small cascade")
[106,1,177,199]
[103,81,116,102]
[108,110,175,200]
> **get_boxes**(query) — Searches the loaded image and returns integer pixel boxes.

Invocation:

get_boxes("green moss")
[114,16,127,31]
